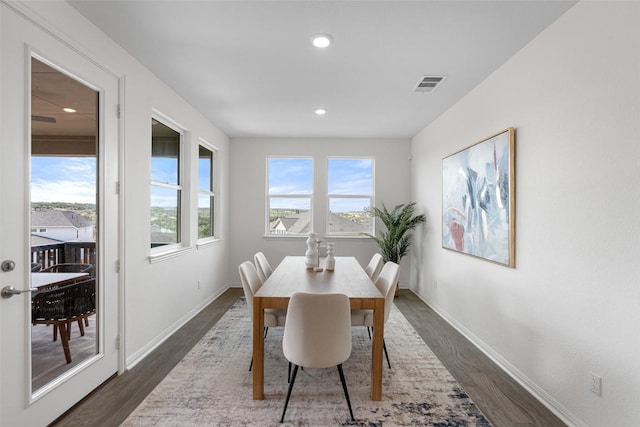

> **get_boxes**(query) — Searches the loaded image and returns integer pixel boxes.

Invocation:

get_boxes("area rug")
[123,298,492,426]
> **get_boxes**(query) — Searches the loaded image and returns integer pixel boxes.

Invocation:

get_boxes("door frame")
[0,1,125,423]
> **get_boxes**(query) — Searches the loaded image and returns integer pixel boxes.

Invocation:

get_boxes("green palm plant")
[363,202,426,265]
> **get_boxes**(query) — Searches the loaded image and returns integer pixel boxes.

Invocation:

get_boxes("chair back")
[32,278,96,321]
[364,253,383,282]
[239,261,263,320]
[374,262,400,323]
[253,252,273,284]
[283,292,351,369]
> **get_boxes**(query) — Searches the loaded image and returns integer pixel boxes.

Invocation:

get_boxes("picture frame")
[442,128,515,267]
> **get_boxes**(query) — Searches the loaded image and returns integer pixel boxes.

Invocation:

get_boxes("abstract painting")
[442,128,515,267]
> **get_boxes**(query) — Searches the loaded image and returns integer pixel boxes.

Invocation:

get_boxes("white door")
[0,4,120,425]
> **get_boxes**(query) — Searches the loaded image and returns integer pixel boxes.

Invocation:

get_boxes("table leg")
[371,297,384,400]
[252,296,265,400]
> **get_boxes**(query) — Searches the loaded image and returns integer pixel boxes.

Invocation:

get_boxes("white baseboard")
[408,289,586,427]
[125,285,230,369]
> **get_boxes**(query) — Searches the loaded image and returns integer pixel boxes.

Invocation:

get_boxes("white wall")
[1,2,231,367]
[229,138,412,284]
[410,2,640,426]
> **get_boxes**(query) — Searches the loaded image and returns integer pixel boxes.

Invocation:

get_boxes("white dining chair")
[351,261,400,369]
[364,253,384,282]
[253,251,273,284]
[280,292,355,423]
[238,261,286,371]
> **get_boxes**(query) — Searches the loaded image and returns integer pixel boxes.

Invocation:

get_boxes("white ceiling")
[68,0,576,139]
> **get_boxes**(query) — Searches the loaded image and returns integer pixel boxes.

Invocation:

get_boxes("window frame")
[326,156,375,237]
[265,156,314,237]
[149,113,186,255]
[197,139,218,243]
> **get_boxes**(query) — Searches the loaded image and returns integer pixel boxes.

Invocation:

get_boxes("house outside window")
[198,142,216,240]
[327,157,374,235]
[267,157,313,235]
[150,117,183,248]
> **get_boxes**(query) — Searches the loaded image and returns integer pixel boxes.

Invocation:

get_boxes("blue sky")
[31,155,372,212]
[268,157,372,212]
[31,157,96,203]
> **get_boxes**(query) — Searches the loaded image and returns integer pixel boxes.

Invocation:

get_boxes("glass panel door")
[30,58,99,392]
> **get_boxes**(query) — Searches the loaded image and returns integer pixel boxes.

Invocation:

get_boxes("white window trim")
[265,156,314,237]
[326,156,375,237]
[150,111,187,257]
[197,138,218,243]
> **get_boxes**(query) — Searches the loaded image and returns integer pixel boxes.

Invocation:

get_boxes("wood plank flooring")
[51,289,565,427]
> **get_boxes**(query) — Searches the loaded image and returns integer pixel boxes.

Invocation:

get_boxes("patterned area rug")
[123,298,492,426]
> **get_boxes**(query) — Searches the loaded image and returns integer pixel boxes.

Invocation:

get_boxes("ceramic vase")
[304,232,320,268]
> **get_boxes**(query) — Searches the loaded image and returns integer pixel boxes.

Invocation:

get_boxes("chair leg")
[383,339,391,369]
[77,318,85,336]
[280,364,299,423]
[337,364,355,421]
[249,327,268,371]
[57,323,72,364]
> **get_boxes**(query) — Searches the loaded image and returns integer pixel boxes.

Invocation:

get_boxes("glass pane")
[198,194,213,239]
[198,146,213,191]
[268,157,312,195]
[30,58,98,392]
[328,197,373,234]
[150,186,179,246]
[268,197,311,235]
[328,158,372,195]
[151,120,180,184]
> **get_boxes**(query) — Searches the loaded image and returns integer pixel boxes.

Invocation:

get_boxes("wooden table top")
[255,256,382,300]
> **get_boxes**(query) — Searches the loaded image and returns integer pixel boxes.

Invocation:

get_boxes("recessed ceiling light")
[63,107,76,113]
[314,108,327,116]
[311,34,333,49]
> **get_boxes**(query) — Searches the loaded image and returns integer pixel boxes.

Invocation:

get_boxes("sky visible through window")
[31,157,96,203]
[268,157,372,212]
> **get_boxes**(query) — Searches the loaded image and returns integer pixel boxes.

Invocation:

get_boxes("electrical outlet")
[590,373,602,396]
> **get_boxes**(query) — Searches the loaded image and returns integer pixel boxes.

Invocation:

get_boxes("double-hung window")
[267,157,313,235]
[197,143,216,240]
[150,118,183,248]
[327,157,374,235]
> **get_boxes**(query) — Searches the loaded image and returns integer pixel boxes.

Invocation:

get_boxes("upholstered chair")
[253,252,273,284]
[351,261,400,369]
[280,292,355,423]
[238,261,286,370]
[363,253,383,282]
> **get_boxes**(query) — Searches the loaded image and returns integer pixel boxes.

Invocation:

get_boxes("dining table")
[252,255,385,400]
[31,272,90,290]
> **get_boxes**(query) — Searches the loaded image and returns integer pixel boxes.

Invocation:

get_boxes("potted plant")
[363,202,426,296]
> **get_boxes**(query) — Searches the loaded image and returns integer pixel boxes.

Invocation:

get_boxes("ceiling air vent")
[414,75,446,93]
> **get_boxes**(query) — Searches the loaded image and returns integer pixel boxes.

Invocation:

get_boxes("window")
[327,158,374,235]
[198,143,216,240]
[150,118,182,248]
[267,157,313,235]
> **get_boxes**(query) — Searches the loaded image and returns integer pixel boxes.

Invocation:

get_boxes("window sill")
[148,245,194,264]
[196,238,223,249]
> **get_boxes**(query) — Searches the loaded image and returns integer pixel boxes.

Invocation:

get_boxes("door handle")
[1,285,33,299]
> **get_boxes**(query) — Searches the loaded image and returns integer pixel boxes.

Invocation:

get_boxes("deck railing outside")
[31,241,96,270]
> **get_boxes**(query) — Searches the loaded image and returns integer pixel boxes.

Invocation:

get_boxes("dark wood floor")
[52,289,565,427]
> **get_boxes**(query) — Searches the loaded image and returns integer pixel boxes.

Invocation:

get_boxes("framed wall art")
[442,128,515,267]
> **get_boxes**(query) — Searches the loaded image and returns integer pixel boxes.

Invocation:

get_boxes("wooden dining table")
[252,256,385,400]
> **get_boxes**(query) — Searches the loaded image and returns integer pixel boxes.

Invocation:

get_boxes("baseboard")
[125,285,230,369]
[408,289,586,427]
